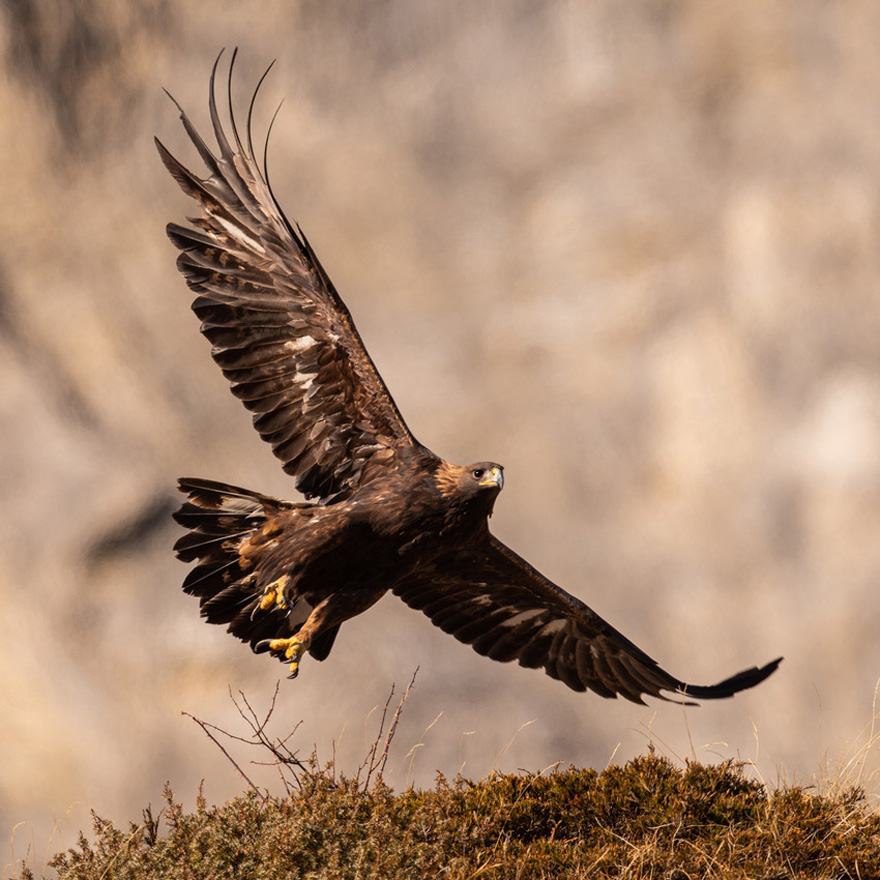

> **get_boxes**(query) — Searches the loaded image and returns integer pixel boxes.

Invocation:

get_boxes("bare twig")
[182,710,266,802]
[183,683,312,799]
[358,668,419,790]
[378,668,419,778]
[184,670,419,799]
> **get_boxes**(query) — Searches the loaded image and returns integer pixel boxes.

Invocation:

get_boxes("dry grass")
[12,683,880,880]
[19,757,879,880]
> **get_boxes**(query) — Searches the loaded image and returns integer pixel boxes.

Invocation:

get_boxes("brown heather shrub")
[14,755,879,880]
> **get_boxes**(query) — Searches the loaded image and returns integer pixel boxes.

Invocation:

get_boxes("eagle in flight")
[157,54,781,704]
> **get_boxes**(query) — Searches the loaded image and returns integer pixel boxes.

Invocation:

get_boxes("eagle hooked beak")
[479,466,504,490]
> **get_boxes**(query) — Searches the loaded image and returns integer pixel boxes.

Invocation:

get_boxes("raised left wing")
[157,52,423,503]
[393,535,781,704]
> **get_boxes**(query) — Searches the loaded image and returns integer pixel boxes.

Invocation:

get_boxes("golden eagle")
[157,55,780,704]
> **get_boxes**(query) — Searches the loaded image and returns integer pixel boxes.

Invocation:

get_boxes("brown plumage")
[159,52,781,703]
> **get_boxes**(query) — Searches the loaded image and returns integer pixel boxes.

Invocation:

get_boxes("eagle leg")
[257,594,348,677]
[259,574,291,611]
[260,600,323,677]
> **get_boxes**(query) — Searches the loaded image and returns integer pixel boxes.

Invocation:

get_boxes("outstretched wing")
[394,535,781,704]
[156,52,421,502]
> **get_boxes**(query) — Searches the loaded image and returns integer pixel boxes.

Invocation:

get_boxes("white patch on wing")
[499,609,546,628]
[214,216,266,254]
[285,336,317,354]
[292,371,314,391]
[471,594,495,607]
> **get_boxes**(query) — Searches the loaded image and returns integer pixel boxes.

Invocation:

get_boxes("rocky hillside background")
[3,0,880,864]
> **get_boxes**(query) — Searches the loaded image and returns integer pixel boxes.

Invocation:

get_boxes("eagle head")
[468,463,504,491]
[434,461,504,516]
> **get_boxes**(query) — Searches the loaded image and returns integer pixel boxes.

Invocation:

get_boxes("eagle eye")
[472,468,485,480]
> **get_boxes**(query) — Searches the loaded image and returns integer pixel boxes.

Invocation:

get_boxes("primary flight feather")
[159,53,781,703]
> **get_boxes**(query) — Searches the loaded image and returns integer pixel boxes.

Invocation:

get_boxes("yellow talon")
[268,636,302,659]
[266,635,304,677]
[260,575,291,611]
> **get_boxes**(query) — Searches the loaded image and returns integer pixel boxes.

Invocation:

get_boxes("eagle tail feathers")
[172,478,289,643]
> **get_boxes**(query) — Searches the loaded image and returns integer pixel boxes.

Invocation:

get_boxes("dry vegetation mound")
[21,755,880,880]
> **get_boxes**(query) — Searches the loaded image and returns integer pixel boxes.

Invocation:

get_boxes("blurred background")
[3,0,880,869]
